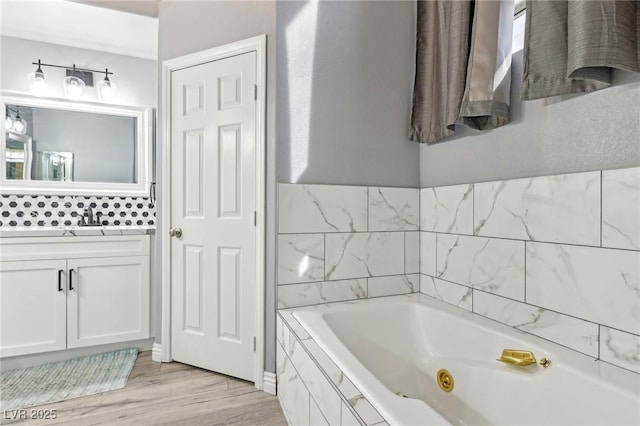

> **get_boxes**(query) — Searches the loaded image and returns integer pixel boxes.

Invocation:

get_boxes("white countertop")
[0,225,155,238]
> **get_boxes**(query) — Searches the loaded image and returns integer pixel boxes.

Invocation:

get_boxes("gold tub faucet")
[497,349,537,367]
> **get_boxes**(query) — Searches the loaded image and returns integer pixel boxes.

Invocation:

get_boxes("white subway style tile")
[602,167,640,250]
[420,184,473,235]
[310,398,329,426]
[420,275,472,311]
[278,234,325,284]
[368,275,419,297]
[473,171,601,245]
[276,315,284,346]
[341,402,363,426]
[278,279,367,309]
[302,339,384,425]
[526,242,640,335]
[473,290,599,357]
[278,310,311,340]
[368,187,419,231]
[278,184,367,233]
[436,234,525,301]
[419,232,437,276]
[325,232,404,280]
[277,168,640,376]
[277,343,310,426]
[599,327,640,374]
[404,232,420,274]
[287,333,342,425]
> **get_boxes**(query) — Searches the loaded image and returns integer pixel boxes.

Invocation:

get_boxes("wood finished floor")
[3,351,287,426]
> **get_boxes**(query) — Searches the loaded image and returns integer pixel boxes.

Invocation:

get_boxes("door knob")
[169,227,183,238]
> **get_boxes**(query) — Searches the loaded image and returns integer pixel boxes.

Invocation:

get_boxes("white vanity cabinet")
[67,256,150,349]
[0,259,67,357]
[0,235,150,358]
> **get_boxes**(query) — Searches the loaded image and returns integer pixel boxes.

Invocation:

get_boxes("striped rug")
[0,348,138,411]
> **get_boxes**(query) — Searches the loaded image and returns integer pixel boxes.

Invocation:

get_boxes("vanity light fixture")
[96,68,117,101]
[63,65,86,100]
[28,59,48,96]
[28,60,116,101]
[6,107,27,135]
[13,109,27,134]
[4,110,14,132]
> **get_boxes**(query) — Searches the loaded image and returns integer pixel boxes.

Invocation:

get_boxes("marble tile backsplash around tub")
[0,194,155,227]
[419,166,640,374]
[277,184,419,309]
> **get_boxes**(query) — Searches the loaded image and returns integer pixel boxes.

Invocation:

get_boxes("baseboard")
[263,371,277,395]
[151,343,163,362]
[1,338,154,371]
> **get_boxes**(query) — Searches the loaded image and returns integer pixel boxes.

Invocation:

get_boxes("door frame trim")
[160,35,267,390]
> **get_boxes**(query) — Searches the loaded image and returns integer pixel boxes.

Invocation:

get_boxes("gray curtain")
[410,1,514,144]
[522,0,640,100]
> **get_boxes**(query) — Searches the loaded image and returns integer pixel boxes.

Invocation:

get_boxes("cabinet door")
[0,259,67,357]
[67,256,150,348]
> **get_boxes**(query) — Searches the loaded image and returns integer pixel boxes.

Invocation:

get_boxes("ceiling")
[1,0,158,59]
[67,0,160,18]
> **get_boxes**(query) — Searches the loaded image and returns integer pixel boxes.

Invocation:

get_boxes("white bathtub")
[293,294,640,426]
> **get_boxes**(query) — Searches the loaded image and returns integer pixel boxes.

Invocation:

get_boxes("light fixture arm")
[31,60,114,76]
[28,59,116,100]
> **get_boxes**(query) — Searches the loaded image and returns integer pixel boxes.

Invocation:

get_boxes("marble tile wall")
[277,184,419,309]
[277,311,388,426]
[419,167,640,374]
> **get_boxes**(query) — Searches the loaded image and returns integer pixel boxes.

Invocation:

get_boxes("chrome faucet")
[79,206,102,226]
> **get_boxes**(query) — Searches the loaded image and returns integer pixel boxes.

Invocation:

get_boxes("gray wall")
[158,0,418,375]
[157,0,278,371]
[31,108,135,183]
[0,36,157,106]
[420,50,640,187]
[277,1,419,188]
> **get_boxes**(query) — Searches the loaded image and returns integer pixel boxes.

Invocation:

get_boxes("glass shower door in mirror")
[5,132,32,180]
[33,151,73,181]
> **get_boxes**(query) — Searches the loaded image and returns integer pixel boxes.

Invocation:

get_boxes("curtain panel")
[522,0,640,100]
[410,0,515,144]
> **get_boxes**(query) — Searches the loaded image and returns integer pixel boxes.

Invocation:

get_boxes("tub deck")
[277,293,640,426]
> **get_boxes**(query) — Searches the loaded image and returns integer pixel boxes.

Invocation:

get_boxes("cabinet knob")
[169,227,183,239]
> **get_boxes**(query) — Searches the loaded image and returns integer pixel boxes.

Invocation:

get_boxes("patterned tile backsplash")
[0,194,155,227]
[277,166,640,375]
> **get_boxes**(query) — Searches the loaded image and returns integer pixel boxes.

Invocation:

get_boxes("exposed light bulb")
[29,72,48,96]
[12,112,27,135]
[28,60,48,96]
[97,69,117,101]
[12,119,25,134]
[64,75,85,100]
[5,115,14,131]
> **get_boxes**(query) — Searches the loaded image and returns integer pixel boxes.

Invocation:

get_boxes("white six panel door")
[170,52,257,382]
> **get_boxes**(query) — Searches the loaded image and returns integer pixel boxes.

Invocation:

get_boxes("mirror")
[1,93,152,196]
